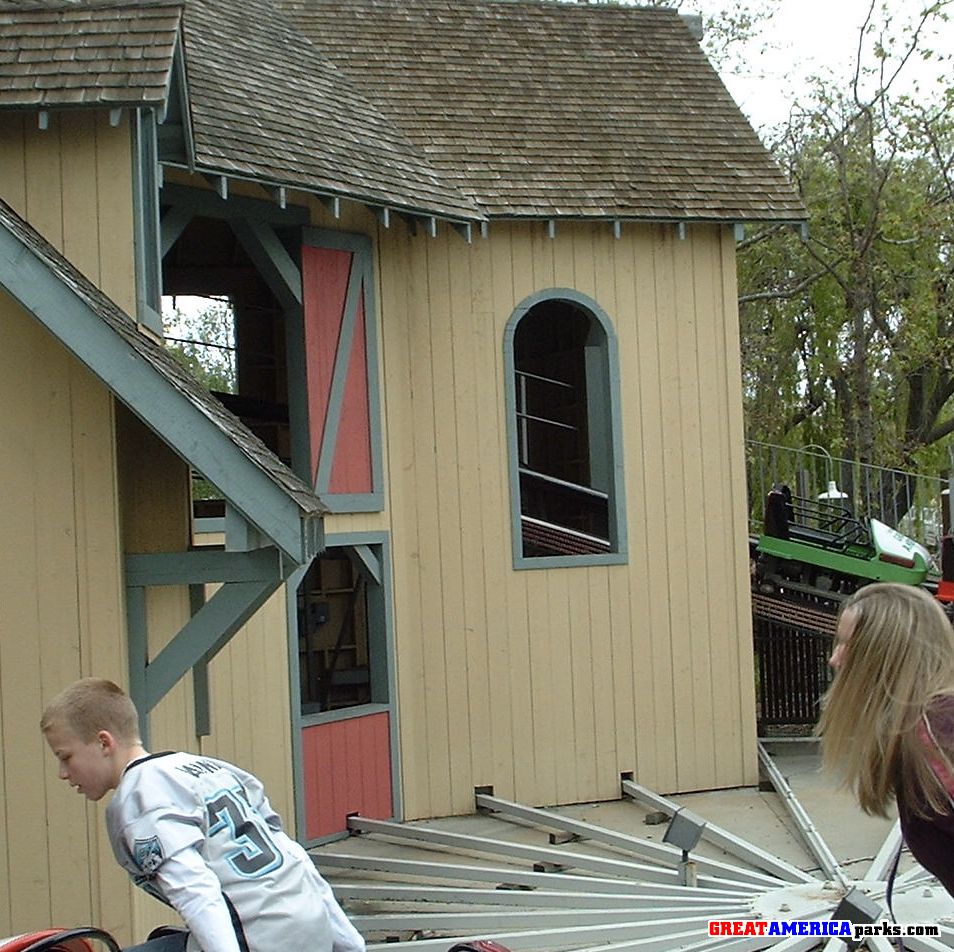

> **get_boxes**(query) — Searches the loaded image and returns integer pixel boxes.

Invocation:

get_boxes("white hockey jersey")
[106,752,365,952]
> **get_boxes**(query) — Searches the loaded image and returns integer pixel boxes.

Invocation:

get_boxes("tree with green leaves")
[738,2,954,476]
[163,297,237,395]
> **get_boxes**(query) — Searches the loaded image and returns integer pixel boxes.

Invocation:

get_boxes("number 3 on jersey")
[206,789,283,878]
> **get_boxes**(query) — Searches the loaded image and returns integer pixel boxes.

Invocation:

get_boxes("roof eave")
[167,159,486,226]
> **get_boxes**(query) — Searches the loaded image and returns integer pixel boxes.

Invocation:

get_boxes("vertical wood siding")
[0,112,141,942]
[300,714,392,840]
[0,118,299,944]
[364,218,757,820]
[197,587,296,829]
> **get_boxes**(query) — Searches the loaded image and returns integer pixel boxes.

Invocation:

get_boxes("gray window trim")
[503,288,628,570]
[132,108,163,336]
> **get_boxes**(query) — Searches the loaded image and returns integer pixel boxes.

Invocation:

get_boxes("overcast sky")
[700,0,954,130]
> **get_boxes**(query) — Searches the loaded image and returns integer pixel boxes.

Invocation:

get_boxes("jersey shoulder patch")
[134,835,164,873]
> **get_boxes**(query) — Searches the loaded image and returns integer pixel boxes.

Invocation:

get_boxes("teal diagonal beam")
[141,576,280,714]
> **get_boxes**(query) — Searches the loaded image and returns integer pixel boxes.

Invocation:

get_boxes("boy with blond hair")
[41,678,365,952]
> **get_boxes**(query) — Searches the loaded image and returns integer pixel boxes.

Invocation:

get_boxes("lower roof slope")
[181,0,480,221]
[278,0,806,223]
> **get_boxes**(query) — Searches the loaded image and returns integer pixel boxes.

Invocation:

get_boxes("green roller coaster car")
[755,484,932,598]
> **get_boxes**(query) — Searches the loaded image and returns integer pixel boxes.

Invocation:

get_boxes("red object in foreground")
[0,931,100,952]
[447,943,514,952]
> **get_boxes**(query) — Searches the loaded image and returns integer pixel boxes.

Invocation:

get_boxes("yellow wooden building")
[0,0,804,942]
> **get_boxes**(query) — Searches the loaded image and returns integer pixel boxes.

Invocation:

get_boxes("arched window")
[504,289,627,567]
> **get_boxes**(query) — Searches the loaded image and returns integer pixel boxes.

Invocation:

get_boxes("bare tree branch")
[738,267,831,304]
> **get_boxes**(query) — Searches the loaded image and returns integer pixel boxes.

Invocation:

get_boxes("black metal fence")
[752,593,838,730]
[747,441,948,558]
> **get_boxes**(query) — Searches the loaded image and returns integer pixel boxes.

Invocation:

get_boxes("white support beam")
[332,883,745,911]
[902,937,954,952]
[364,922,739,952]
[321,195,341,219]
[353,907,717,934]
[453,222,473,243]
[757,742,849,889]
[316,852,742,898]
[200,174,229,200]
[865,821,902,882]
[620,778,815,884]
[476,793,782,888]
[345,815,758,892]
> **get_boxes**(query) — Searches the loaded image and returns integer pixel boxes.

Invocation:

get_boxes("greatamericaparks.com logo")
[708,919,941,941]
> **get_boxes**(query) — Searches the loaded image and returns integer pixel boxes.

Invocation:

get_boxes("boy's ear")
[96,729,119,752]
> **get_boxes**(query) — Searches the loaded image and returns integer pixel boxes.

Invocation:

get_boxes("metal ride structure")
[5,750,954,950]
[315,743,954,952]
[754,485,933,601]
[747,442,948,606]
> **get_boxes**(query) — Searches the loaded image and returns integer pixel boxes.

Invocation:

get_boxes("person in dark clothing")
[817,583,954,896]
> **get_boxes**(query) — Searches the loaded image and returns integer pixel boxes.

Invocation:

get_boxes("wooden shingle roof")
[0,0,181,109]
[277,0,806,223]
[180,0,480,221]
[0,0,804,224]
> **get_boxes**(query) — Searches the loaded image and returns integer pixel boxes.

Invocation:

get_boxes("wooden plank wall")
[0,112,141,941]
[361,216,758,820]
[114,408,196,942]
[197,587,296,828]
[300,714,392,840]
[0,114,299,945]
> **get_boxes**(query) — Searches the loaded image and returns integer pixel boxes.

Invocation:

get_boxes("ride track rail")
[751,593,839,635]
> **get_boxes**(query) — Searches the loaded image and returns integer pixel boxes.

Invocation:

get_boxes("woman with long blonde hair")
[817,582,954,895]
